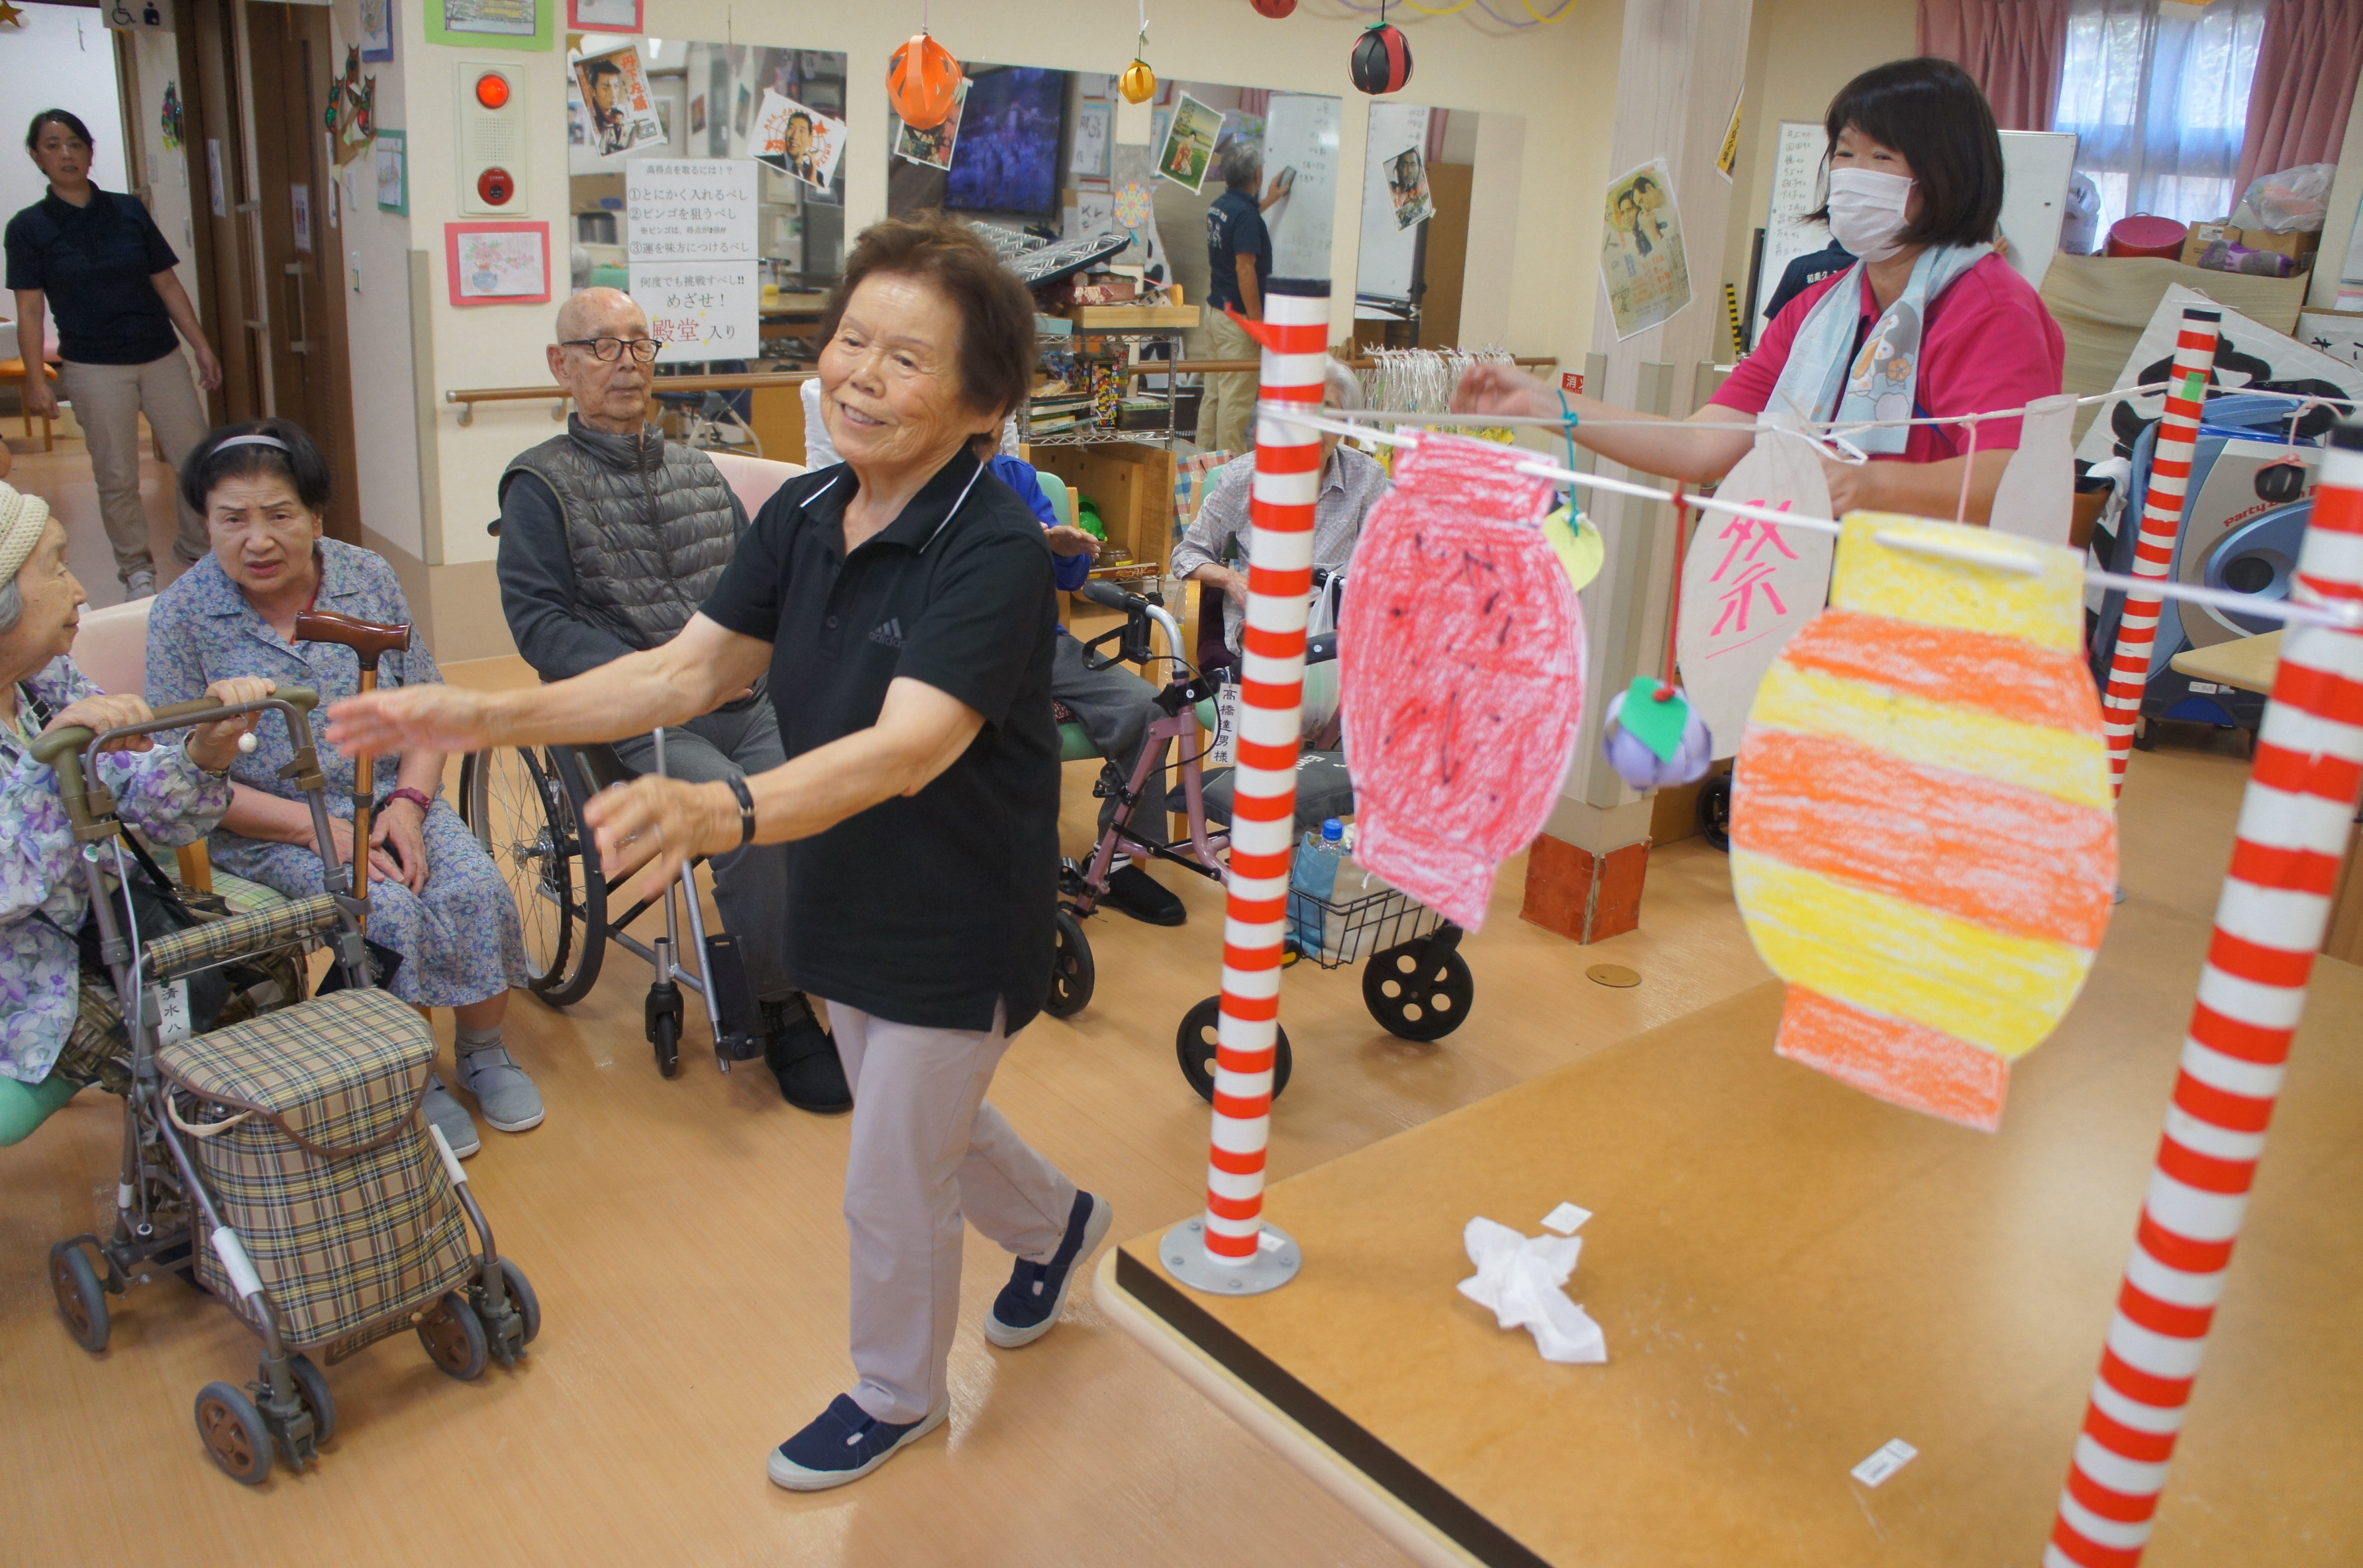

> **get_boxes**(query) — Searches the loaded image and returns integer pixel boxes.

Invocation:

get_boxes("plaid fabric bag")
[158,989,473,1348]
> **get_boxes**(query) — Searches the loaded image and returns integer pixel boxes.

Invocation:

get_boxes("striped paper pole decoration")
[2099,307,2221,795]
[1163,281,1331,1294]
[2045,416,2363,1567]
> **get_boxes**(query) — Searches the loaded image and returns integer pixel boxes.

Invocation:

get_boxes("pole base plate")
[1159,1217,1302,1295]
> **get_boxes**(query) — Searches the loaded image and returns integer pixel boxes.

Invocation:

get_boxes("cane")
[295,609,414,909]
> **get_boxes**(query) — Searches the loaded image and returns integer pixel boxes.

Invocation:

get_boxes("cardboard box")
[2180,220,2318,271]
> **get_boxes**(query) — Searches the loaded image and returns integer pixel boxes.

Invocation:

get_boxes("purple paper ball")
[1601,686,1715,791]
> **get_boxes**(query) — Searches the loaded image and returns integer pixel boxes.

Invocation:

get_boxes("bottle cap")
[1322,818,1344,842]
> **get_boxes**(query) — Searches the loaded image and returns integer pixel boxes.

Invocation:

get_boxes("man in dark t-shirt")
[1197,140,1292,461]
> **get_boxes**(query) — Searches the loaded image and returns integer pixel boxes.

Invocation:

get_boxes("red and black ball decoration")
[1350,18,1412,95]
[1250,0,1297,17]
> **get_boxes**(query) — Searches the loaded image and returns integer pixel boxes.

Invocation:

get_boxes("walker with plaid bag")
[35,687,539,1485]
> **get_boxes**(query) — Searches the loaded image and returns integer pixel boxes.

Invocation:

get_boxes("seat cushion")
[1058,721,1099,763]
[1199,750,1356,832]
[160,988,436,1157]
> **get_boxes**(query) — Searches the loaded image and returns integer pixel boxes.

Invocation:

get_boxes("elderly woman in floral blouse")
[0,481,271,1146]
[146,420,538,1159]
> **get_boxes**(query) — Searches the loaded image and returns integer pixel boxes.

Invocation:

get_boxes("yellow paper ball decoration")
[1120,59,1157,105]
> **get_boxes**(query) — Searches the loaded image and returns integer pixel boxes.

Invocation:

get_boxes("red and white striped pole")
[2046,416,2363,1567]
[2100,307,2221,795]
[1160,281,1331,1295]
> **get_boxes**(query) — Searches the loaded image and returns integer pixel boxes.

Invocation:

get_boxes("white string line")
[1266,407,2363,632]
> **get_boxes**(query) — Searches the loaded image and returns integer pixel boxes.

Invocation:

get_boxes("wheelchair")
[458,732,763,1078]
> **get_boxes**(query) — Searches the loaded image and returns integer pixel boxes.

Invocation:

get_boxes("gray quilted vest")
[502,418,738,652]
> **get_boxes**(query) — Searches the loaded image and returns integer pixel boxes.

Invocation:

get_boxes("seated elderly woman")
[145,419,536,1159]
[1168,358,1387,665]
[0,481,268,1146]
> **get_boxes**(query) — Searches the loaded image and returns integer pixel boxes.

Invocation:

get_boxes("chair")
[3,358,60,452]
[703,450,807,520]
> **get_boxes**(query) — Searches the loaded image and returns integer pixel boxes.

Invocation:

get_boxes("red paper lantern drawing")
[1251,0,1297,16]
[887,32,964,130]
[1350,22,1413,95]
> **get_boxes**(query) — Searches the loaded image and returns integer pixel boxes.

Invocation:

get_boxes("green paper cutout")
[1619,674,1690,761]
[2180,369,2206,402]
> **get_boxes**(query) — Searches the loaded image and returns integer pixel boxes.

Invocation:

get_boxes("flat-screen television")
[944,66,1066,219]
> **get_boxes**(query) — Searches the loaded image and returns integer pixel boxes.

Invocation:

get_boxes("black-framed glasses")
[560,336,662,363]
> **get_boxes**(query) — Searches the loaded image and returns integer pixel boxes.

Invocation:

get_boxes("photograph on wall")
[1069,100,1112,181]
[755,89,845,191]
[893,79,970,172]
[446,221,551,305]
[945,68,1064,216]
[1156,93,1225,195]
[576,44,664,158]
[441,0,534,38]
[690,95,706,135]
[1385,145,1432,230]
[374,127,407,214]
[359,0,394,62]
[1601,157,1692,340]
[567,0,640,29]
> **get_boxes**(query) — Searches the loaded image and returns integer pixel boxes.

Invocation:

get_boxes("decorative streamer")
[2045,418,2363,1567]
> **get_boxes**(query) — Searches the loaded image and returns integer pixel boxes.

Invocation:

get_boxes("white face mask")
[1826,167,1915,264]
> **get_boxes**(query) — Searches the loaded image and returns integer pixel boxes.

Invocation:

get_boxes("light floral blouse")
[0,656,231,1085]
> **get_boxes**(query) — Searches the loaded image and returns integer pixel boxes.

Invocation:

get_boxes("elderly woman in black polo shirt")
[328,214,1107,1492]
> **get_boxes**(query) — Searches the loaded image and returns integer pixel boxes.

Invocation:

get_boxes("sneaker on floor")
[767,1394,949,1492]
[985,1191,1115,1349]
[122,569,156,601]
[1103,863,1185,926]
[455,1046,545,1133]
[421,1072,480,1159]
[763,997,852,1114]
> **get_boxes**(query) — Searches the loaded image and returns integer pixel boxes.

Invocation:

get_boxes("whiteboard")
[1263,93,1342,282]
[1751,121,1829,344]
[1357,103,1429,303]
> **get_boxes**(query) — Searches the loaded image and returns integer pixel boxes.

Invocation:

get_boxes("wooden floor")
[7,426,196,610]
[0,574,2282,1561]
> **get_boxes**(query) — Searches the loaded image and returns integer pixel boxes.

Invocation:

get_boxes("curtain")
[1236,89,1272,117]
[2233,0,2363,197]
[1919,0,2073,130]
[2054,0,2270,236]
[1426,109,1450,167]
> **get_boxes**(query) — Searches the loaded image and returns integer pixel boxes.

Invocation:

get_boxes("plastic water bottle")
[1289,818,1347,954]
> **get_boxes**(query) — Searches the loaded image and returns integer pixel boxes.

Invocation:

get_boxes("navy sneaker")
[984,1191,1115,1349]
[766,1394,949,1492]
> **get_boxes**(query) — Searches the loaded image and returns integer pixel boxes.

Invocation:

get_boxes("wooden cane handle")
[294,609,412,663]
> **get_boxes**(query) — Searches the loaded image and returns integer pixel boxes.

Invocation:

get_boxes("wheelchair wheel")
[1362,942,1474,1042]
[463,747,605,1006]
[1044,908,1095,1018]
[1176,996,1293,1104]
[1697,772,1731,853]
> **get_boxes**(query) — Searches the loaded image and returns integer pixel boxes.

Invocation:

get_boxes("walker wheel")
[265,1352,337,1447]
[1044,908,1095,1018]
[1362,942,1474,1041]
[194,1381,274,1485]
[1697,772,1731,853]
[495,1256,541,1346]
[418,1291,489,1381]
[50,1241,110,1353]
[1176,996,1293,1104]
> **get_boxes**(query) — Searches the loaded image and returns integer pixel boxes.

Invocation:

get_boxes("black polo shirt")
[4,189,181,366]
[699,448,1061,1034]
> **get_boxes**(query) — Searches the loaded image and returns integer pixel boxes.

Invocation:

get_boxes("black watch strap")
[725,775,756,848]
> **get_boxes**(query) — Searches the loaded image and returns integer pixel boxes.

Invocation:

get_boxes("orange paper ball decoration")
[887,32,964,130]
[1120,59,1158,105]
[1251,0,1297,15]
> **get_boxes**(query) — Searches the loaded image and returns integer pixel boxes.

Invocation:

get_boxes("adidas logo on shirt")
[868,618,906,648]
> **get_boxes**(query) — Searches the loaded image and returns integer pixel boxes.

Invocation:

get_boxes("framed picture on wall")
[426,0,553,52]
[374,128,407,214]
[359,0,395,62]
[446,220,551,306]
[566,0,639,32]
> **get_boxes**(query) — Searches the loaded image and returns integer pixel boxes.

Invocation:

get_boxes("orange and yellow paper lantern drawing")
[1729,514,2117,1132]
[887,32,964,130]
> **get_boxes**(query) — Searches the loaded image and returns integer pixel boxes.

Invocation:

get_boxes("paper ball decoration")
[1350,23,1412,95]
[887,32,963,130]
[1120,58,1158,105]
[1601,683,1714,790]
[1251,0,1297,15]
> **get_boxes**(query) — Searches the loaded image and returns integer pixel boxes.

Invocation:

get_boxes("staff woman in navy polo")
[328,214,1109,1493]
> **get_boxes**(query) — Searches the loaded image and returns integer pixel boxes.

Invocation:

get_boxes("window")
[2054,0,2269,237]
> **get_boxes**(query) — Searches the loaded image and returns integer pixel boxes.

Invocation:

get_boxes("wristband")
[384,787,435,817]
[725,776,756,848]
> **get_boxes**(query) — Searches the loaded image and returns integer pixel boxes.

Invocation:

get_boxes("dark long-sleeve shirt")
[495,469,751,683]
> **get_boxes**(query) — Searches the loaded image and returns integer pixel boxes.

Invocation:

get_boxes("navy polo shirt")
[698,449,1062,1034]
[4,188,181,366]
[1203,188,1270,314]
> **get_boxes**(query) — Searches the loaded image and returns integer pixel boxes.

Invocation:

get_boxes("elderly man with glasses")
[495,287,850,1112]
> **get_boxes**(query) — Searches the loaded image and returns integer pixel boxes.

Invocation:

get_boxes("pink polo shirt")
[1711,252,2065,460]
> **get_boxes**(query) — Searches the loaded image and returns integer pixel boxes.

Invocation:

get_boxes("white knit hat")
[0,480,54,589]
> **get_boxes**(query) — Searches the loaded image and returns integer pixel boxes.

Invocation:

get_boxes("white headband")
[213,433,290,454]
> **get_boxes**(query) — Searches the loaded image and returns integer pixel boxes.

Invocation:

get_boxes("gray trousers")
[1051,632,1170,836]
[834,1001,1075,1424]
[57,351,211,582]
[606,701,795,1002]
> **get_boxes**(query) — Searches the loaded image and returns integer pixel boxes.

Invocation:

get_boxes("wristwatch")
[383,787,436,817]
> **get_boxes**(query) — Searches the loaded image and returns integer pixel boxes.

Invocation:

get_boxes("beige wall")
[2307,68,2363,311]
[1721,0,1917,317]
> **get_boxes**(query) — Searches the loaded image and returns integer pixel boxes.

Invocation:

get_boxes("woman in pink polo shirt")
[1456,58,2062,525]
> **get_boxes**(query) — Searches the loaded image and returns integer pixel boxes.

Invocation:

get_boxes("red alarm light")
[474,72,511,111]
[477,166,515,205]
